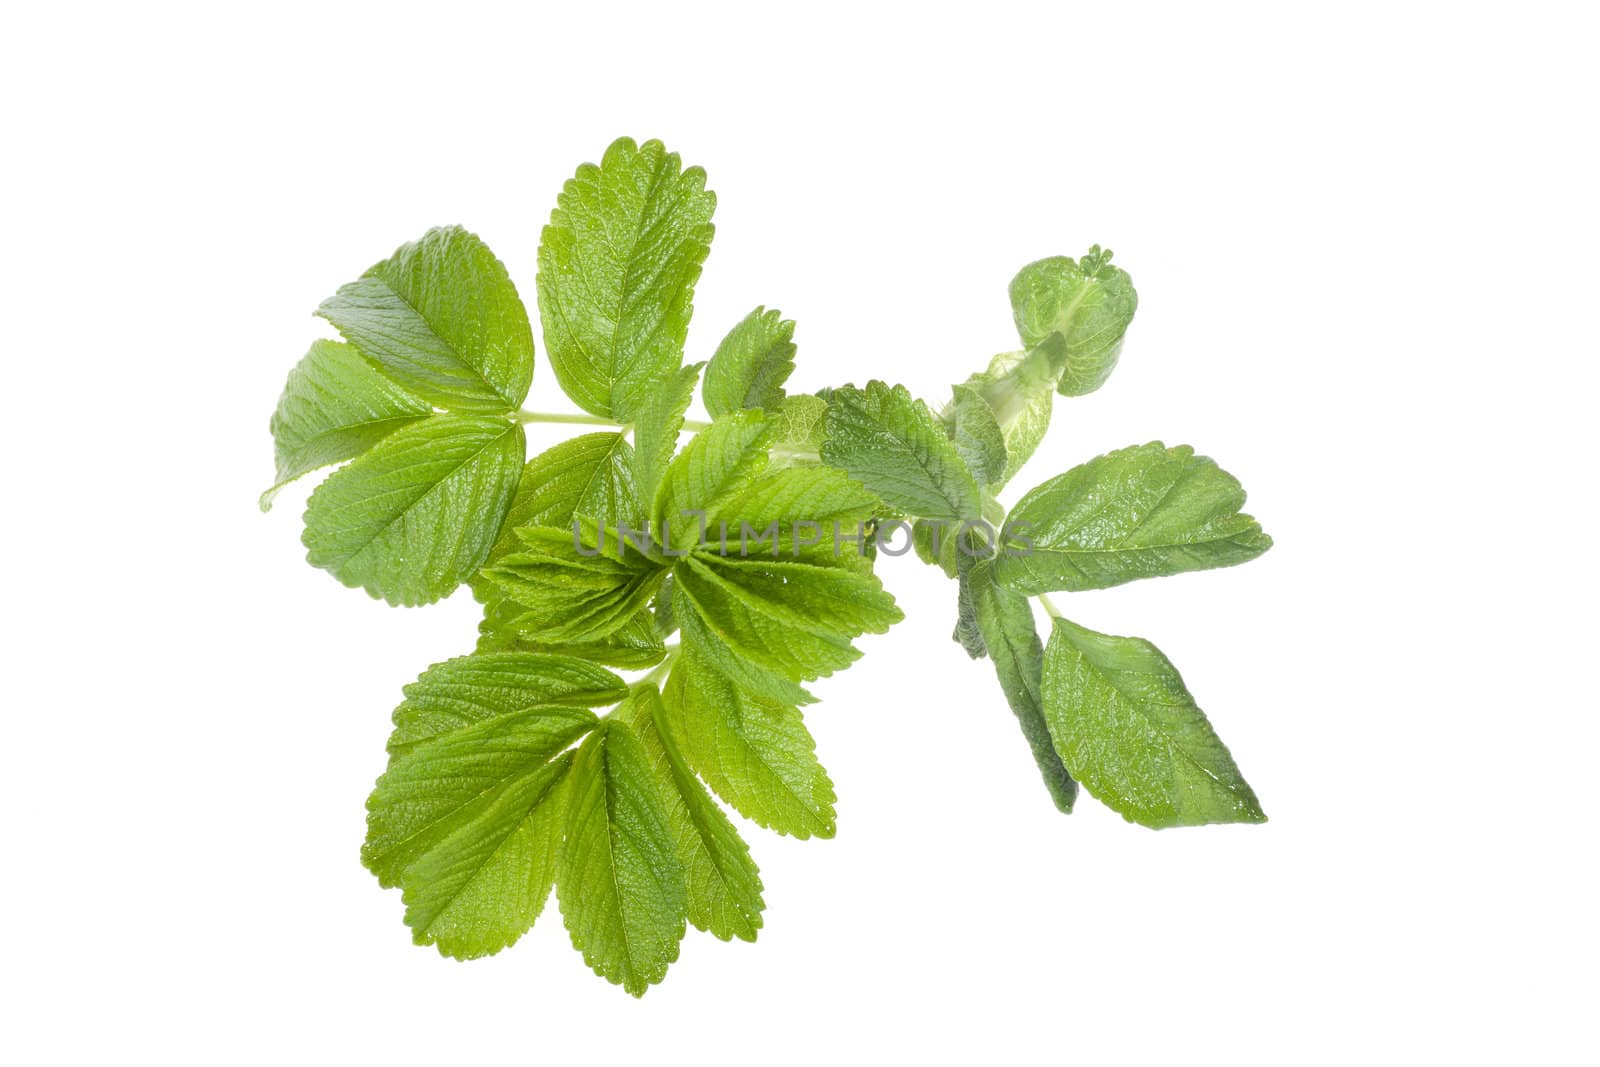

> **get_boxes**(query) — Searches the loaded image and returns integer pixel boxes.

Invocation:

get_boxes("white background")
[4,2,1596,1062]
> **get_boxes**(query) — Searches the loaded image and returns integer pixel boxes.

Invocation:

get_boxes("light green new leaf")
[942,383,1008,487]
[476,603,666,668]
[652,409,772,536]
[626,686,764,942]
[962,349,1055,487]
[318,226,534,412]
[703,307,796,418]
[559,719,687,996]
[1008,247,1137,397]
[996,442,1272,594]
[261,340,431,510]
[479,432,639,575]
[400,752,571,959]
[967,561,1077,812]
[674,554,901,683]
[483,526,666,644]
[1041,616,1264,828]
[672,593,816,710]
[706,465,880,565]
[302,415,524,606]
[537,137,716,421]
[664,648,836,839]
[385,652,628,756]
[771,393,828,465]
[821,381,983,521]
[363,703,596,888]
[632,362,704,510]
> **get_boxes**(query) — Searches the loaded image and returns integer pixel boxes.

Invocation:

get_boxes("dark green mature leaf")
[318,226,534,412]
[703,307,797,418]
[483,526,666,644]
[1009,246,1137,397]
[302,415,524,606]
[537,137,716,421]
[663,645,836,839]
[967,561,1078,813]
[1041,616,1264,828]
[996,442,1272,594]
[559,719,687,996]
[942,383,1008,486]
[822,381,983,521]
[626,686,764,942]
[262,340,431,510]
[632,362,704,511]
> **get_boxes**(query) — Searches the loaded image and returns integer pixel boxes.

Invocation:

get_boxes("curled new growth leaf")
[267,136,1272,994]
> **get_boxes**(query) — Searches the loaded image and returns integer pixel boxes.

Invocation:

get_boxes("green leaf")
[632,362,704,511]
[996,442,1272,594]
[952,551,988,659]
[673,554,901,683]
[652,409,772,536]
[537,137,716,421]
[962,350,1055,487]
[942,383,1007,486]
[627,686,764,942]
[1041,616,1264,828]
[967,561,1077,813]
[664,647,836,839]
[821,381,983,521]
[703,307,796,418]
[384,652,628,757]
[482,526,666,644]
[672,590,816,709]
[363,700,596,890]
[261,340,431,510]
[559,719,687,996]
[302,414,525,606]
[476,604,666,668]
[706,465,880,564]
[317,226,534,412]
[770,393,828,465]
[1008,247,1137,397]
[400,753,571,959]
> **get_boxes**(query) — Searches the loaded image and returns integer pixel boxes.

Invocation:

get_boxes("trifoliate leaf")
[652,409,772,537]
[663,647,836,839]
[632,362,704,510]
[995,442,1272,594]
[559,719,687,996]
[384,652,628,756]
[261,340,431,510]
[1041,616,1264,828]
[475,603,665,668]
[363,704,596,889]
[400,752,571,959]
[302,414,524,606]
[967,561,1077,813]
[625,686,764,942]
[483,526,666,644]
[703,307,796,418]
[821,381,983,521]
[942,383,1008,486]
[1008,247,1137,397]
[537,137,716,421]
[317,226,534,412]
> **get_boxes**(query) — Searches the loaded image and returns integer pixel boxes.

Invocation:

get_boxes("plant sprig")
[266,136,1272,995]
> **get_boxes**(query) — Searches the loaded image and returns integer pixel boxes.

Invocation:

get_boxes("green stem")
[514,410,618,427]
[1036,593,1064,619]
